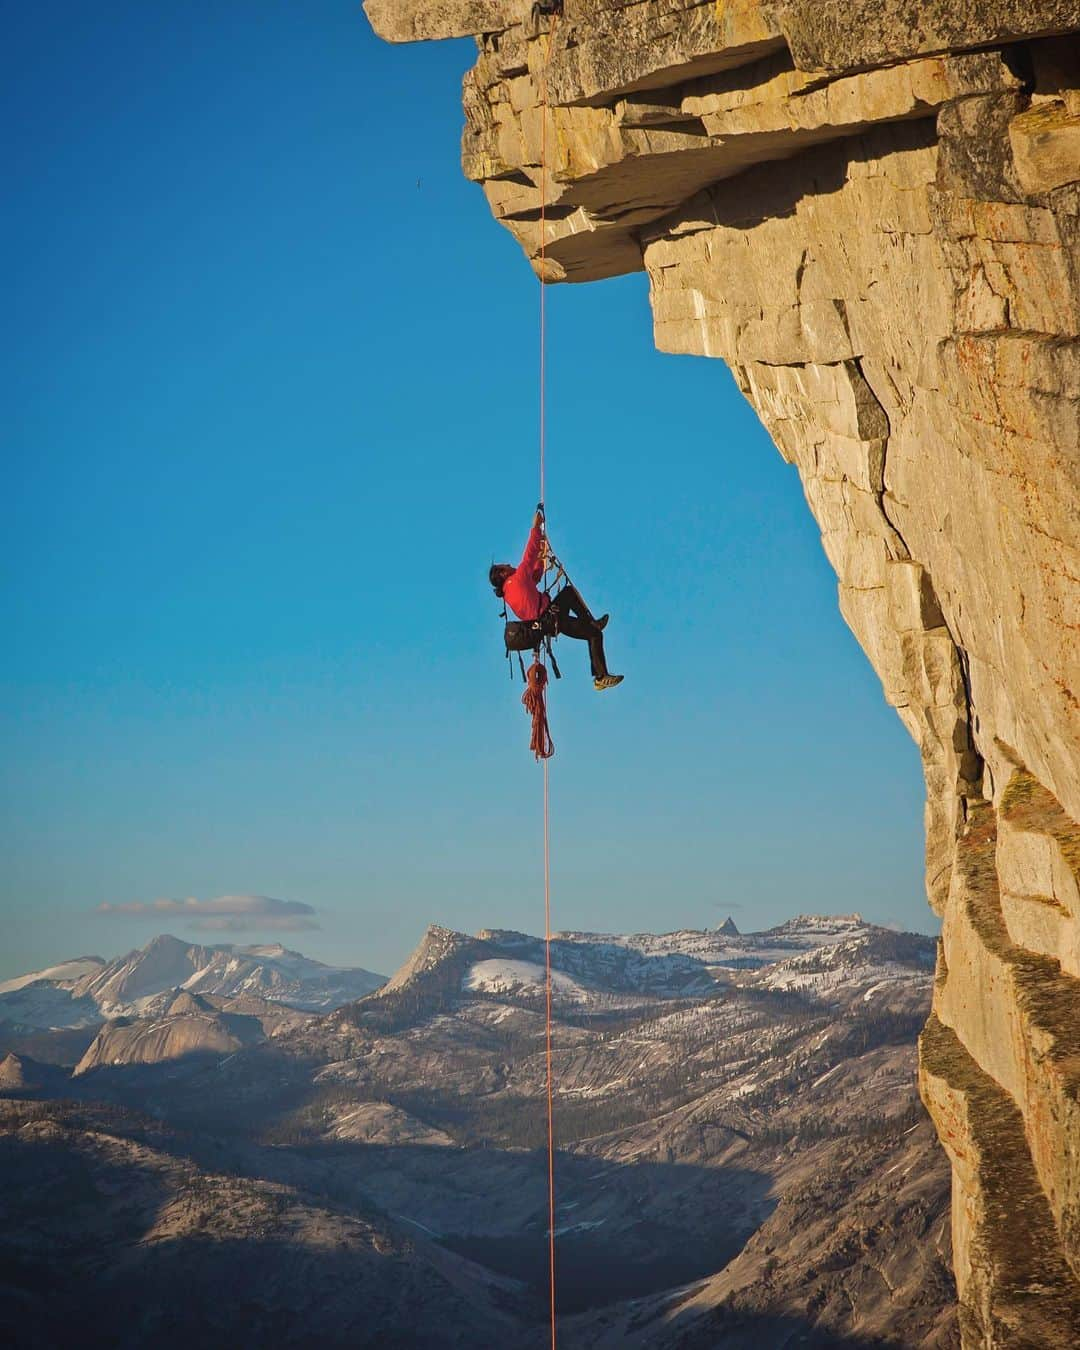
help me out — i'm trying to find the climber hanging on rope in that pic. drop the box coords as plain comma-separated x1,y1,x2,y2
489,506,623,691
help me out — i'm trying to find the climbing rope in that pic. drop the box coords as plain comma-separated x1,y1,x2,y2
538,31,548,506
543,751,555,1349
523,659,555,760
539,10,558,1348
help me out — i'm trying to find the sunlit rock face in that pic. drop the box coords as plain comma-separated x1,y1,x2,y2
364,1,1080,1339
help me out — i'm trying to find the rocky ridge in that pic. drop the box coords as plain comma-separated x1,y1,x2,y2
371,913,932,1012
364,1,1080,1338
71,989,279,1076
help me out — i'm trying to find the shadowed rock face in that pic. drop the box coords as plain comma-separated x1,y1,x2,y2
365,1,1080,1341
72,991,265,1076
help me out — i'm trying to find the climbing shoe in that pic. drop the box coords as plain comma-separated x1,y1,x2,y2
594,674,624,691
595,613,609,631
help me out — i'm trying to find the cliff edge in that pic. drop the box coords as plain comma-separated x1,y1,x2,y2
364,2,1080,1341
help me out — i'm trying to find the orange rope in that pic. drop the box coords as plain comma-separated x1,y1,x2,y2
539,14,558,1349
539,22,550,505
523,658,555,760
544,756,556,1350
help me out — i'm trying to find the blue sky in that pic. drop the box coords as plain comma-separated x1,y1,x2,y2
2,1,932,981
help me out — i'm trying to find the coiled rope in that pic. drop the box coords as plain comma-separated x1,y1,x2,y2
523,660,555,760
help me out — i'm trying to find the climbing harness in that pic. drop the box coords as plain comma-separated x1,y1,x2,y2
504,619,562,689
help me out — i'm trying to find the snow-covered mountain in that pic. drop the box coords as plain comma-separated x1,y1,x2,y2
0,983,104,1032
753,928,936,1000
0,957,105,995
0,934,386,1030
546,913,889,971
364,915,935,1019
474,929,717,1000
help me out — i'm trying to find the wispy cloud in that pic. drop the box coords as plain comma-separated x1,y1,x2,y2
94,894,319,933
187,914,318,933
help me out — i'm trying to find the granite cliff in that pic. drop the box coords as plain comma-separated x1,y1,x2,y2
364,2,1080,1342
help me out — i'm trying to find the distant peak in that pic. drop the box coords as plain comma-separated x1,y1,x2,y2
379,924,476,995
717,917,740,936
423,923,466,941
144,933,190,951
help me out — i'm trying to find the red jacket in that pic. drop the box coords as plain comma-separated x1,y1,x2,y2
503,524,550,621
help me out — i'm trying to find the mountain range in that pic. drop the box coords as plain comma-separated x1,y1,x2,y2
0,913,956,1348
0,934,386,1029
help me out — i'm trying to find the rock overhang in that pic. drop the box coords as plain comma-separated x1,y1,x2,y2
365,0,1080,284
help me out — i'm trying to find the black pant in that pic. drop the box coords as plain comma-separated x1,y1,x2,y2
549,584,608,679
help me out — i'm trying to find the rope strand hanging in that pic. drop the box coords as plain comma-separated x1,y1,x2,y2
543,749,555,1350
538,9,559,1349
539,33,548,507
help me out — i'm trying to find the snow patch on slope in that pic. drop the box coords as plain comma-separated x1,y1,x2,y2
0,958,105,996
464,959,598,1003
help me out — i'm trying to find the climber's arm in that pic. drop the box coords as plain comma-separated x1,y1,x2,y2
518,520,544,577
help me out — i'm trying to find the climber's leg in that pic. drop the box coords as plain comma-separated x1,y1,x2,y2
551,583,591,623
551,582,607,628
555,612,608,679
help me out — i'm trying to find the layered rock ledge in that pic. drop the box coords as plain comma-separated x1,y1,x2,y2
364,2,1080,1341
